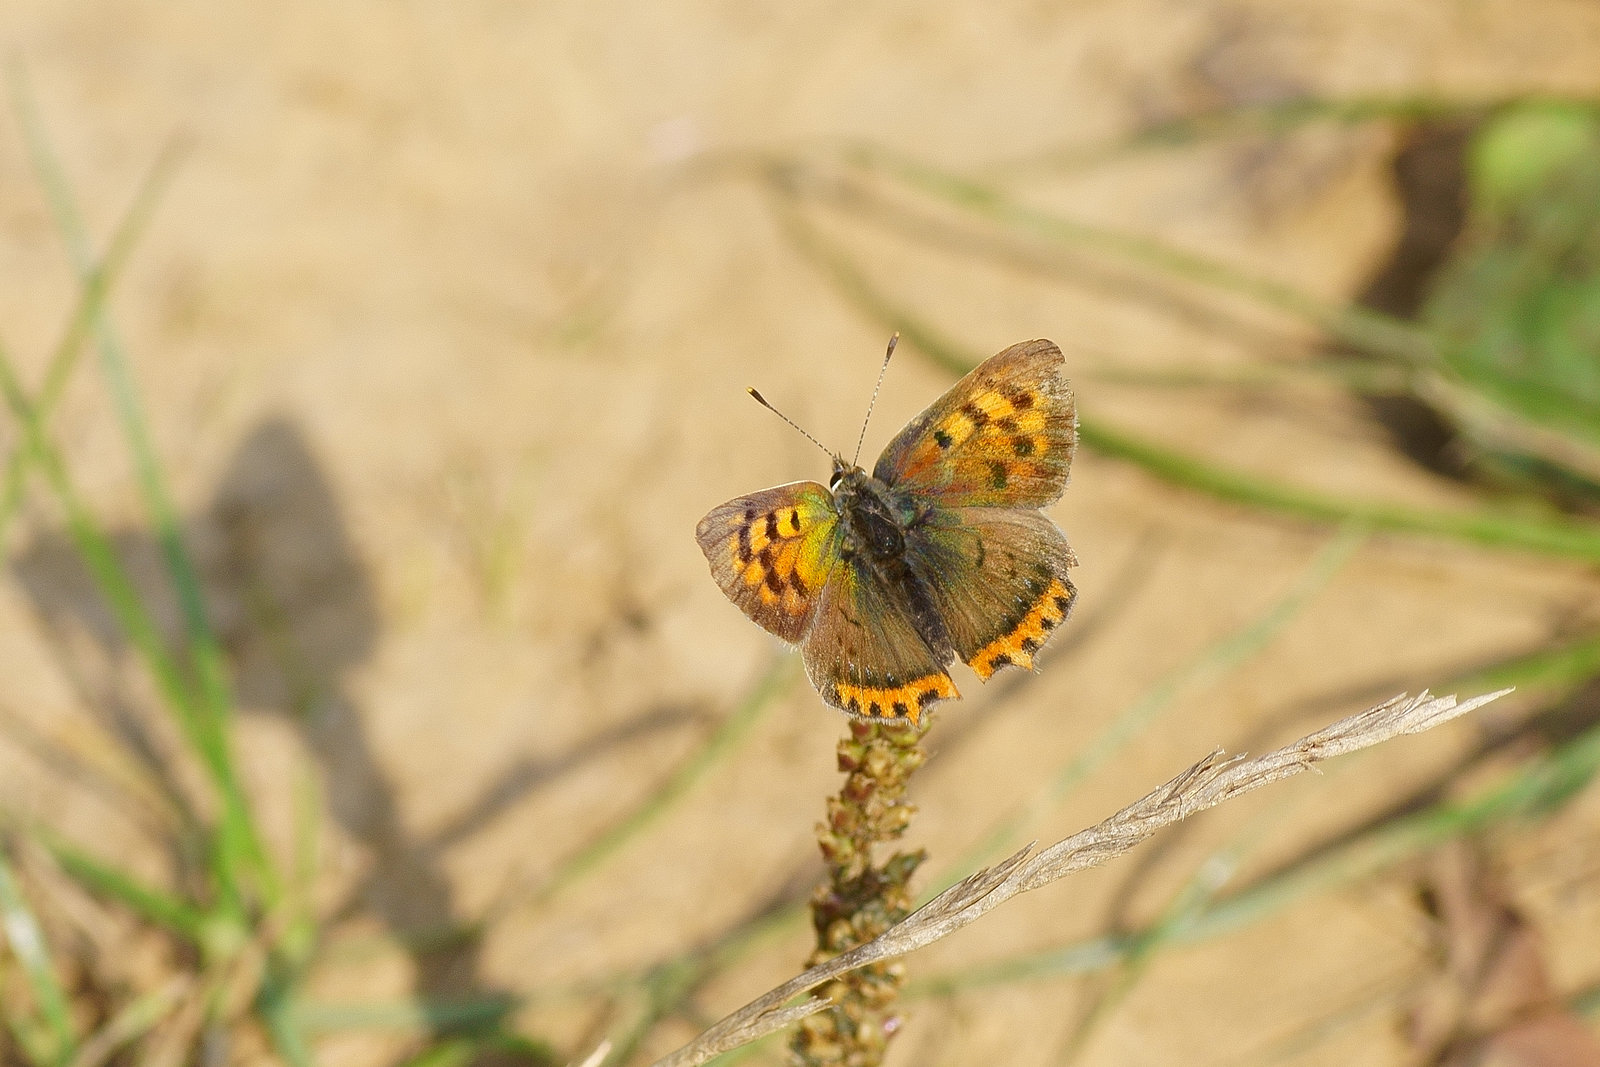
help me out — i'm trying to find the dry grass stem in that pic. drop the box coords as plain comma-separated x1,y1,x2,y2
648,688,1512,1067
793,718,929,1065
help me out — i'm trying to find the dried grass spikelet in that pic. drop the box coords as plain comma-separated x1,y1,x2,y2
791,716,931,1067
648,688,1514,1067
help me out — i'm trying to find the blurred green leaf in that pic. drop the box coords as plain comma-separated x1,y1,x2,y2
1426,102,1600,477
1471,103,1600,207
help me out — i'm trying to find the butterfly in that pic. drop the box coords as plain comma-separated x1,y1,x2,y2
695,338,1078,725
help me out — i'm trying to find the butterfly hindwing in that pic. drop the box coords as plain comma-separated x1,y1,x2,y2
694,481,841,643
874,339,1076,509
906,506,1077,679
800,554,959,724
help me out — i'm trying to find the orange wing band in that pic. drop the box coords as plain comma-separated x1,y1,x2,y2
969,578,1076,680
834,674,960,726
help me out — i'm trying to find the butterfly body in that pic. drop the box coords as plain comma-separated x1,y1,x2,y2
697,339,1078,724
829,460,957,670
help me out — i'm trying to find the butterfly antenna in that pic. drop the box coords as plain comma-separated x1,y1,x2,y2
852,332,898,466
747,387,833,459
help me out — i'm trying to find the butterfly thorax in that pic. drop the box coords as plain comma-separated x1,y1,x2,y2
829,462,911,560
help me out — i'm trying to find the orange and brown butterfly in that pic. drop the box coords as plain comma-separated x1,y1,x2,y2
695,337,1078,725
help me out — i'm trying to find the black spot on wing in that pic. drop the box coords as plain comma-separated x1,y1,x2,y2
989,460,1008,489
763,564,785,594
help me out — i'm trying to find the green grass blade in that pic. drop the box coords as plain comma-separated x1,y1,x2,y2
9,68,274,909
0,845,76,1065
0,337,255,921
9,68,229,719
1449,628,1600,696
0,342,210,761
832,145,1437,366
289,994,518,1034
1080,417,1600,562
592,953,711,1067
397,1041,478,1067
257,770,321,1067
520,655,797,907
396,1033,558,1067
254,974,313,1067
30,827,208,944
0,141,179,548
1067,357,1410,394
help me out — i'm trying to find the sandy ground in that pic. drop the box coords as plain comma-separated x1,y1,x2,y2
2,2,1600,1065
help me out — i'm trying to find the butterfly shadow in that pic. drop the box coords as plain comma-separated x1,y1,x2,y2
7,415,658,1063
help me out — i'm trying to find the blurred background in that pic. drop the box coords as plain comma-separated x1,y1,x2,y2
1,3,1599,1065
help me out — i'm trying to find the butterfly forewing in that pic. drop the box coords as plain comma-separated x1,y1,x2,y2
874,339,1076,509
801,556,959,723
695,482,841,642
905,507,1077,679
